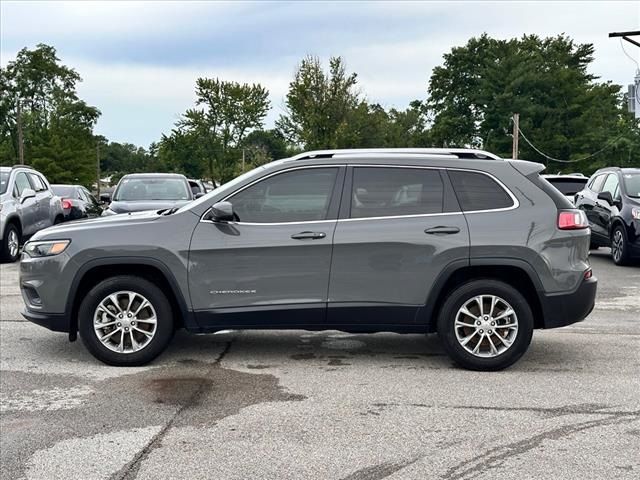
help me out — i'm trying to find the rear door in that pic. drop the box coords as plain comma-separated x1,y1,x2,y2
327,165,469,325
189,166,344,327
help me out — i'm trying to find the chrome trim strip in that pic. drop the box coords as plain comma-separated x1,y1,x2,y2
199,163,519,225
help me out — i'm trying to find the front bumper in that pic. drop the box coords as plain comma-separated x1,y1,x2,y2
539,276,597,329
21,309,71,333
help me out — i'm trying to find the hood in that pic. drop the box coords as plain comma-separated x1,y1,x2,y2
106,199,192,214
31,209,162,241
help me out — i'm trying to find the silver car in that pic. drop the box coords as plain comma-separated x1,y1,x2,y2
0,165,64,262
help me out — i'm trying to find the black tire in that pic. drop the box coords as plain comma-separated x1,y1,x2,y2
611,225,631,266
437,279,534,371
79,275,174,366
1,223,21,263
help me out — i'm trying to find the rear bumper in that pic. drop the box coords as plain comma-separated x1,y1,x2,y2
539,276,597,329
21,309,71,333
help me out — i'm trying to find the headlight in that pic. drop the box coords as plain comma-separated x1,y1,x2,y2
632,208,640,220
23,240,71,257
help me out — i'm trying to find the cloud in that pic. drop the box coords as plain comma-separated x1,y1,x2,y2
1,0,638,147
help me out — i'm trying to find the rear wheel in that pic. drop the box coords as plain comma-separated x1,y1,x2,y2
1,224,21,263
437,280,534,371
78,275,174,366
611,225,631,266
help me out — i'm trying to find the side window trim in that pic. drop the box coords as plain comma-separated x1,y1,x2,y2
203,165,346,225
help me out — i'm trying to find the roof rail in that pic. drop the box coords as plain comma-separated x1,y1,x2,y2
291,148,502,161
11,164,34,169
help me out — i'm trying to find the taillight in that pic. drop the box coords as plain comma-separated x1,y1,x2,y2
61,199,72,210
557,210,589,230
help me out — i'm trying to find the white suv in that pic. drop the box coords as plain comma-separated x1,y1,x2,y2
0,166,64,262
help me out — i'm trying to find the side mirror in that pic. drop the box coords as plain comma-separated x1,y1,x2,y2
20,188,36,203
597,191,613,205
99,192,111,204
194,192,205,199
210,201,234,222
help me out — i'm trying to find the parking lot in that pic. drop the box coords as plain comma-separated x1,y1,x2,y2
0,250,638,480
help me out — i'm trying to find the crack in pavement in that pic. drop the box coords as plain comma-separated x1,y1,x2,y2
110,339,235,480
441,411,640,480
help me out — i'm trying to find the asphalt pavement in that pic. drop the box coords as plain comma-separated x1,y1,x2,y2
1,249,639,480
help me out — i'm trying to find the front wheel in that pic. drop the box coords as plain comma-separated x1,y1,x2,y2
611,225,631,266
78,275,174,366
1,224,21,263
437,280,534,371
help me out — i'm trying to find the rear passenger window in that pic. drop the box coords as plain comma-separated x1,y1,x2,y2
448,170,514,211
28,173,46,192
350,167,443,218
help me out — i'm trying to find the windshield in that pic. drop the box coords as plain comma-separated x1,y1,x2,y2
176,163,272,214
114,177,190,201
623,172,640,198
0,171,9,195
51,186,76,197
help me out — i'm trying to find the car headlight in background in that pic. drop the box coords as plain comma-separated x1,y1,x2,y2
24,240,71,257
632,208,640,220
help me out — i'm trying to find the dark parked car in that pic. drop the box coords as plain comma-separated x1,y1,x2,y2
543,174,588,205
101,173,194,216
51,185,103,221
575,167,640,265
20,148,596,371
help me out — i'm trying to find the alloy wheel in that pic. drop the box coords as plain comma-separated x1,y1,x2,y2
612,229,624,263
7,230,19,259
93,291,157,354
454,295,519,358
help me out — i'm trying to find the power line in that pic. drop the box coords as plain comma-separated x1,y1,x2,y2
620,38,640,70
516,125,624,163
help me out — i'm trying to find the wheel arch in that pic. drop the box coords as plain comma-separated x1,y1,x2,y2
66,257,195,341
421,259,544,332
4,215,22,237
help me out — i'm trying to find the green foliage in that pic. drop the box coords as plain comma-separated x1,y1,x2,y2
428,34,639,172
277,56,360,149
0,44,100,186
159,77,270,184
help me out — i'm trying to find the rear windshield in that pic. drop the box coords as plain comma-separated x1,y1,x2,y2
0,171,8,195
623,173,640,198
114,177,190,201
51,186,76,197
545,178,588,196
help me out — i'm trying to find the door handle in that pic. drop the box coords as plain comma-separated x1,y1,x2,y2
291,231,326,240
424,226,460,235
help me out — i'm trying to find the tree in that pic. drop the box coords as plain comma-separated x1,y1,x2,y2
427,34,638,172
0,44,100,185
277,56,360,149
160,78,270,184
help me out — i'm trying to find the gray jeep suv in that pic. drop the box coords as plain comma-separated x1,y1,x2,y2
19,149,597,370
1,165,64,262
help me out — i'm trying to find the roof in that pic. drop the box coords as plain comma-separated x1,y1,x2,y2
290,148,502,161
121,173,187,179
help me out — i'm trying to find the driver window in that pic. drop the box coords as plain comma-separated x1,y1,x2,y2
14,172,32,196
229,168,338,223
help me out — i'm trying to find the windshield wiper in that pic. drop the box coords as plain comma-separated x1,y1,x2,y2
161,207,180,216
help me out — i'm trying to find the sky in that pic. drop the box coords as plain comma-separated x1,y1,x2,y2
1,1,639,148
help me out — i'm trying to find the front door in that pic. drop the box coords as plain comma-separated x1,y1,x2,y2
14,172,38,236
327,166,469,325
592,173,619,242
189,166,344,328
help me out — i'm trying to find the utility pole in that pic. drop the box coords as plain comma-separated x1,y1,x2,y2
17,100,24,165
512,113,519,160
242,148,245,171
96,142,101,197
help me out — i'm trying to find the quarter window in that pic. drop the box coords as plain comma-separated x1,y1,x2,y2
589,174,606,193
14,172,31,196
350,167,444,218
601,174,619,196
28,173,46,192
448,170,514,211
229,168,338,223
